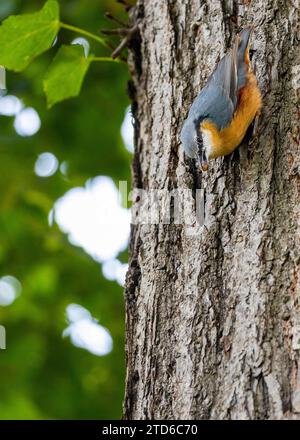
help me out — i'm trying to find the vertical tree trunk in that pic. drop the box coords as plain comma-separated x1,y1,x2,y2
124,0,300,420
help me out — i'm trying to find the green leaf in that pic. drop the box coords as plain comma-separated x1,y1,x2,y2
0,0,60,72
43,45,91,108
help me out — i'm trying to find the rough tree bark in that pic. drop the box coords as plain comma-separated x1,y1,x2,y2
124,0,300,420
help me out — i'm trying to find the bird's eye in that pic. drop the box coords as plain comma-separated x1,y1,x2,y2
249,49,256,60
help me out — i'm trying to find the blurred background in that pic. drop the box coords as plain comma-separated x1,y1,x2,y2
0,0,133,419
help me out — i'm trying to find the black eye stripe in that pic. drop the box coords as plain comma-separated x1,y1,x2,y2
249,49,256,60
197,133,203,154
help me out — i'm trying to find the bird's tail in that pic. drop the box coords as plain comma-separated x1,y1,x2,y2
237,26,253,89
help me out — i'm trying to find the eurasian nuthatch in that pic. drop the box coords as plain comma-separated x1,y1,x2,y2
181,27,261,171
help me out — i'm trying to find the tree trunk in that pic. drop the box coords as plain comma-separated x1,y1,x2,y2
124,0,300,420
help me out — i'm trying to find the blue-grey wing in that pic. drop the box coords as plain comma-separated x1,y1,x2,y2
188,37,239,131
211,39,238,109
188,82,235,130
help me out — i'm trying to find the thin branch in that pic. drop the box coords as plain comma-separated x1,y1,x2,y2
89,56,121,63
111,24,139,59
60,22,108,47
104,12,128,28
101,28,129,37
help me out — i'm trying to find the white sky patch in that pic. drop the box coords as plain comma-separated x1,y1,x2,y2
102,259,128,286
0,95,23,116
71,37,90,57
66,303,92,322
34,152,59,177
0,275,22,307
121,106,134,153
63,303,113,356
53,176,130,262
14,107,41,137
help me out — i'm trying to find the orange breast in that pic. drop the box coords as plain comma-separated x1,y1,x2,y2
201,72,262,159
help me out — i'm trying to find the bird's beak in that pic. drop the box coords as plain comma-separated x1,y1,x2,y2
199,148,208,172
196,130,209,171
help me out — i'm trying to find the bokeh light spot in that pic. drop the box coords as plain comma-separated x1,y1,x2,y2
60,161,68,176
14,107,41,137
0,275,22,306
34,152,59,177
0,95,23,116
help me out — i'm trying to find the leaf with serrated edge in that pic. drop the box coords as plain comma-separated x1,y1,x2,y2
43,45,91,108
0,0,60,72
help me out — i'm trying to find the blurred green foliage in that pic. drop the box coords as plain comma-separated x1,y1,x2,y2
43,44,92,108
0,0,131,419
0,0,60,72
